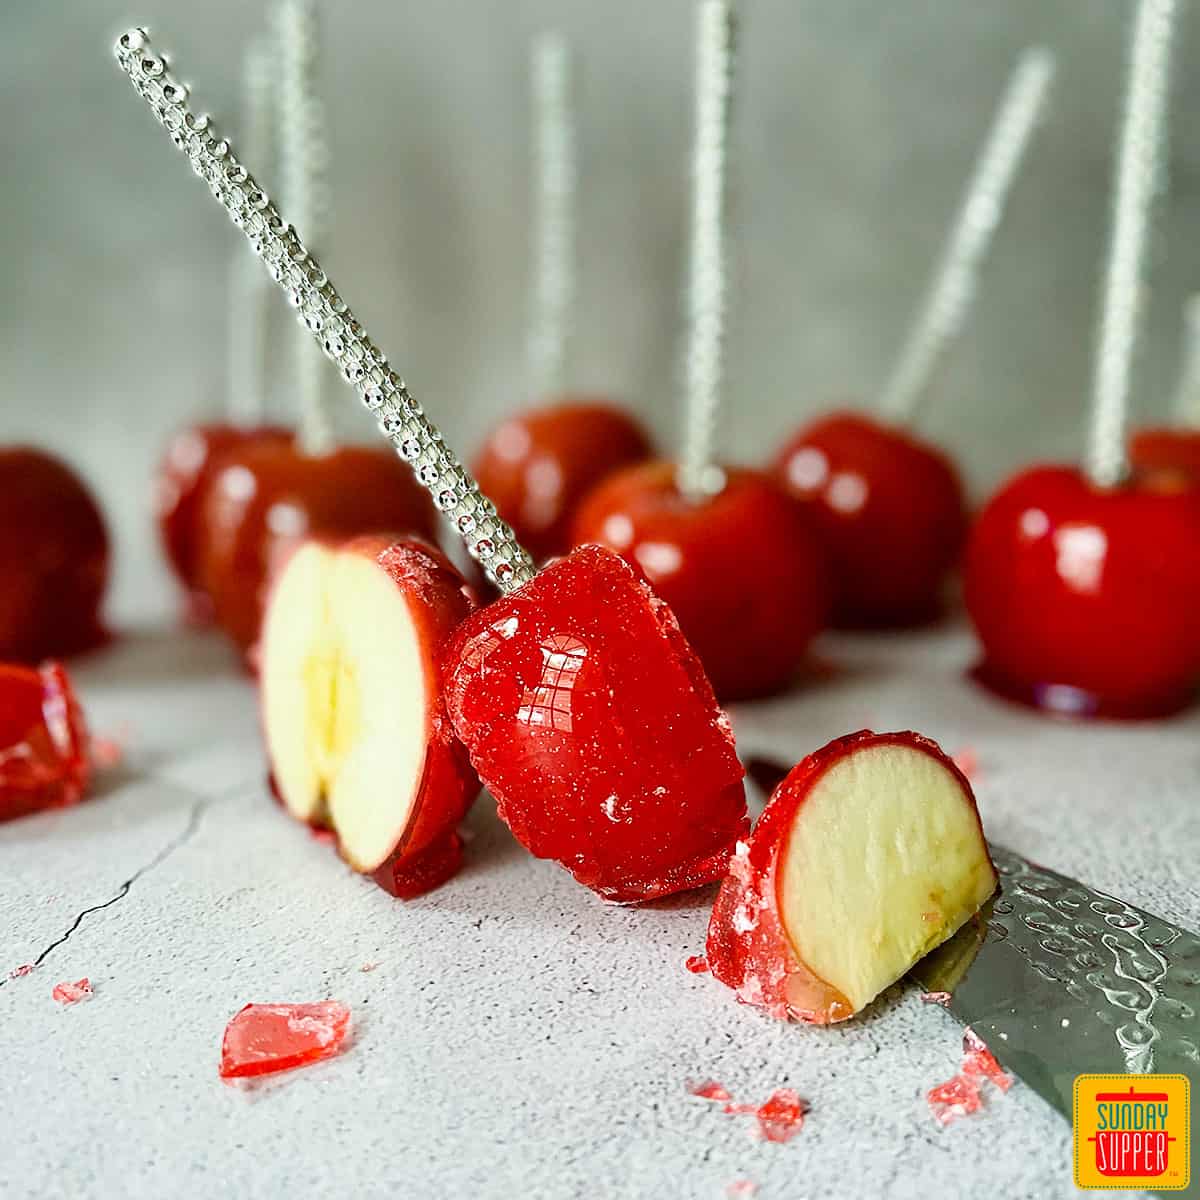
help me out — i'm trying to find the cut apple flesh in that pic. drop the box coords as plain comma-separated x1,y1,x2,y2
707,730,996,1022
261,537,478,881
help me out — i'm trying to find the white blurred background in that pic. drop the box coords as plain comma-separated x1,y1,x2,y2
2,0,1198,623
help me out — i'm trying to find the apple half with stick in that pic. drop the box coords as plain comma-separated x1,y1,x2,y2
261,534,481,897
706,731,996,1023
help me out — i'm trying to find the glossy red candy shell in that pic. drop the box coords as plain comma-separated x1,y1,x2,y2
444,544,748,902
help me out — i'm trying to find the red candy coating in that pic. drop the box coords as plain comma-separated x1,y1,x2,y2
154,422,292,621
964,464,1200,718
0,661,90,823
219,1001,351,1079
199,442,438,657
472,400,654,561
0,448,109,662
52,978,92,1005
773,412,967,628
444,544,748,902
1129,427,1200,478
572,462,832,700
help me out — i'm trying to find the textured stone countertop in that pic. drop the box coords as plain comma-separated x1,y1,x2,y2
1,622,1196,1200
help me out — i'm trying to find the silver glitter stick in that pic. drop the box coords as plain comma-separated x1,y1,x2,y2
114,27,536,592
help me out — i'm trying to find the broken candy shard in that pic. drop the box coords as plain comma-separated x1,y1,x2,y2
926,1028,1012,1126
0,661,90,823
685,955,709,974
52,978,92,1004
688,1079,732,1101
443,545,748,902
219,1001,351,1079
960,1027,1013,1091
750,1088,809,1143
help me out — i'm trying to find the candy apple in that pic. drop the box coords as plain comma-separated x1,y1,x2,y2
153,421,292,622
261,534,480,897
706,730,996,1023
443,543,748,902
0,661,91,822
964,464,1200,718
200,442,438,657
773,411,967,627
472,400,653,561
571,462,831,700
0,448,109,662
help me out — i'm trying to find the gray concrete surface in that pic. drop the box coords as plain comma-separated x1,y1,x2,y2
1,622,1195,1199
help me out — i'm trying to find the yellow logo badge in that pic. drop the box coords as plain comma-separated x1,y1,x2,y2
1074,1074,1190,1190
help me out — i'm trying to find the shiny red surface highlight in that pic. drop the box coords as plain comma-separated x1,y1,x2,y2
0,448,109,662
199,443,438,657
444,545,748,902
472,399,653,561
572,462,831,700
964,464,1200,718
219,1001,351,1079
0,661,90,823
773,412,967,628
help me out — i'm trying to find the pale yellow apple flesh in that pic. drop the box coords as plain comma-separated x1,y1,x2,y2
777,742,996,1015
261,542,430,871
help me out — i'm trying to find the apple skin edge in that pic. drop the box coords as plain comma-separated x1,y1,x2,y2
443,543,748,903
705,730,994,1024
260,534,481,899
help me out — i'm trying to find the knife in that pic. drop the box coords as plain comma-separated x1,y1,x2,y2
745,757,1200,1150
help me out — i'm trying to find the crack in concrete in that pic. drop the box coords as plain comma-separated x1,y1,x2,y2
0,791,215,988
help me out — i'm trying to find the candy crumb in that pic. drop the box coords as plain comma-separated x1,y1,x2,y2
9,964,34,979
360,962,379,973
726,1182,758,1198
52,978,92,1005
927,1028,1012,1125
731,1088,809,1143
688,1079,732,1102
921,991,952,1007
685,954,709,974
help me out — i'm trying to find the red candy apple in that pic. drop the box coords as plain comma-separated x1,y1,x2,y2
444,543,748,902
1129,428,1200,479
706,730,996,1023
199,442,438,657
154,421,292,622
0,448,109,662
261,535,480,897
571,462,831,700
472,400,654,562
964,464,1200,718
773,411,968,628
0,661,91,822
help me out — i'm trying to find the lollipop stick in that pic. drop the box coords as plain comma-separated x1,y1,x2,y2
276,0,335,456
527,32,575,400
1087,0,1178,488
1171,293,1200,425
678,0,736,502
113,28,535,592
877,47,1055,424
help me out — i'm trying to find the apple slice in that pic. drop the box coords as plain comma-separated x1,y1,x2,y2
260,534,480,896
706,730,996,1023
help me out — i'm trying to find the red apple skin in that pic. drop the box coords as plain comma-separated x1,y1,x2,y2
200,443,438,658
154,422,292,622
0,448,109,662
773,411,968,628
259,534,481,898
444,543,748,903
964,464,1200,718
1129,428,1200,479
571,462,832,701
706,730,988,1024
472,399,654,562
0,660,91,822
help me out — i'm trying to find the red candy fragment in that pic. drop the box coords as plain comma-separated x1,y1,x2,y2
927,1028,1012,1126
688,1079,731,1102
444,545,748,902
685,954,709,975
726,1182,757,1199
219,1001,351,1079
9,964,34,979
921,991,953,1008
52,978,92,1005
724,1089,810,1143
0,662,90,823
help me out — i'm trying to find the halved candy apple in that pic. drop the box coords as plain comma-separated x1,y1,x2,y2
706,730,996,1022
260,535,480,897
443,543,748,902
